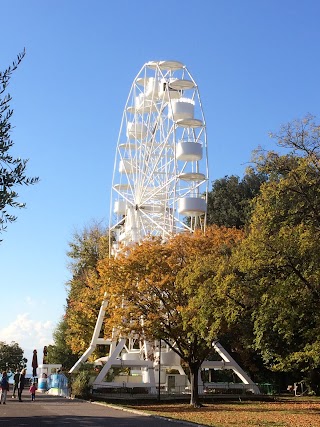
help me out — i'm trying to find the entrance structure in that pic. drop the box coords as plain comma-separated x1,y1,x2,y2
70,60,260,394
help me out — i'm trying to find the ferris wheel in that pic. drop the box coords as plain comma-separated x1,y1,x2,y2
70,61,259,395
110,60,209,254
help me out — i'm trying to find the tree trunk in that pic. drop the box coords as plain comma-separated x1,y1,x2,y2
189,363,201,407
308,368,320,396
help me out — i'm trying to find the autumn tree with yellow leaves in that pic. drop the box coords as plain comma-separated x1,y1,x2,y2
64,224,109,356
97,226,244,406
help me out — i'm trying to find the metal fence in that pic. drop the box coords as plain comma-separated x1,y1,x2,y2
91,382,278,399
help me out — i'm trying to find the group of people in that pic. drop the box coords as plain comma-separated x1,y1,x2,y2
0,368,37,404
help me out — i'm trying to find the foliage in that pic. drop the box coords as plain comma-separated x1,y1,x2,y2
64,223,109,355
207,170,267,229
0,50,39,236
61,114,320,397
47,318,79,371
0,341,27,371
98,226,244,406
70,366,91,397
226,115,320,393
204,169,269,382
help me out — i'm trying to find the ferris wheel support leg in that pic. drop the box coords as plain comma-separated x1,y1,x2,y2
212,342,260,394
177,364,187,376
147,366,157,394
68,346,96,374
69,296,108,373
143,339,153,360
93,338,127,385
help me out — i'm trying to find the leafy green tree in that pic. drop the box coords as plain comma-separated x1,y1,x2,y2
227,115,320,394
99,226,244,406
205,170,268,382
0,341,27,371
207,170,267,229
0,50,39,236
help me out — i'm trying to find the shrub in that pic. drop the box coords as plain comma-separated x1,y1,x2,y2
71,370,91,398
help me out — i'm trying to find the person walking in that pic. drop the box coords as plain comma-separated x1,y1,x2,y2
29,382,37,401
12,369,20,398
17,368,27,402
0,371,10,404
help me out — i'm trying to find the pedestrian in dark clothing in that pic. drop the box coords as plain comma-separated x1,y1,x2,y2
18,368,27,402
12,369,20,398
0,371,9,404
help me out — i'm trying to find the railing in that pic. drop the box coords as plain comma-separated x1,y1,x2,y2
91,383,271,399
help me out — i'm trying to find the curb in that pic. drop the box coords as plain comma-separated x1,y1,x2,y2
90,400,206,427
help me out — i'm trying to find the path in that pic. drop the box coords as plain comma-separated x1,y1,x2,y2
0,393,200,426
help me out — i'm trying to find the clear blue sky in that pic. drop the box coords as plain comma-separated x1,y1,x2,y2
1,0,320,369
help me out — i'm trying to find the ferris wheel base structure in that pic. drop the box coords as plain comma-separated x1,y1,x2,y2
69,296,260,394
69,60,260,395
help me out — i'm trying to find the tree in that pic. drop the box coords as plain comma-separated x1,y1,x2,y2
64,223,109,356
226,115,320,394
205,170,269,382
98,226,244,406
0,50,39,236
0,341,27,371
206,170,267,229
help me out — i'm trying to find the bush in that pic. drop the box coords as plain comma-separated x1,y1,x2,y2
71,370,91,398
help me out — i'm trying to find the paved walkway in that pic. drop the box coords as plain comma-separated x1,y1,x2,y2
0,393,198,426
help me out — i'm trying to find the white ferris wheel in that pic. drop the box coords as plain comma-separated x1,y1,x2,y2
70,60,260,395
110,60,209,254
